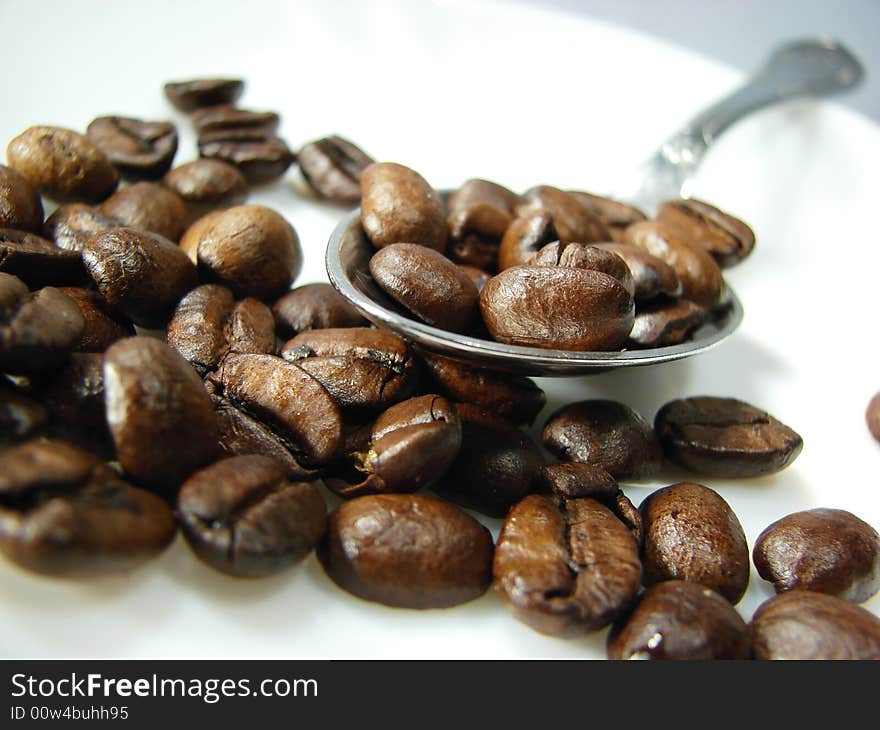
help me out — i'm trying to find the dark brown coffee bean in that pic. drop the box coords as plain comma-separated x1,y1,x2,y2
0,164,43,233
593,242,682,301
281,327,418,412
542,400,663,479
86,116,178,180
480,266,634,351
0,440,176,576
83,227,198,328
164,78,244,112
98,181,189,241
607,581,751,659
0,276,84,374
754,509,880,603
42,204,121,253
0,228,85,288
104,337,218,492
162,159,248,222
458,265,490,292
318,493,493,608
866,392,880,443
540,462,618,499
7,126,118,203
420,353,545,425
657,198,755,268
517,185,611,243
198,130,295,183
177,455,326,578
297,135,374,204
654,396,803,477
494,494,641,636
498,212,558,271
271,283,367,339
370,243,479,333
567,190,647,241
56,287,135,353
447,178,521,241
627,298,707,348
360,162,447,252
752,590,880,659
0,380,47,445
528,241,634,296
613,491,644,548
448,234,499,272
640,482,749,603
191,106,280,135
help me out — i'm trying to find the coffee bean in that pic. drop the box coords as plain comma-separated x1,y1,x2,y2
0,228,85,288
0,440,175,576
271,283,367,339
162,159,248,222
517,185,610,242
542,400,663,479
480,266,634,351
191,106,280,135
640,482,750,603
494,494,641,635
0,164,43,233
56,287,135,353
360,162,447,252
98,181,189,241
318,493,493,608
0,380,47,446
177,455,326,578
198,130,295,183
654,396,803,477
447,178,521,242
42,204,121,253
754,509,880,603
297,135,374,204
567,190,647,241
104,337,218,492
448,234,499,272
164,78,244,112
370,243,479,333
458,265,490,292
657,198,755,268
607,581,751,659
866,392,880,443
751,590,880,659
83,227,198,328
627,298,706,348
7,126,118,203
528,241,634,296
593,242,681,301
86,116,178,180
540,462,619,500
498,212,558,271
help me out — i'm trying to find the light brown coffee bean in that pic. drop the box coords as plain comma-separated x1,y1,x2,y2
98,182,189,241
528,240,634,296
0,164,43,233
447,178,521,241
866,392,880,444
162,159,248,222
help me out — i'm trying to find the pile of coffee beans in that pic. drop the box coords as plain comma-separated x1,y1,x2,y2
1,76,879,661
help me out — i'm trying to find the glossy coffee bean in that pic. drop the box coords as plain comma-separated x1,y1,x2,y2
447,178,520,242
162,159,248,222
56,287,135,353
271,283,367,339
360,162,447,252
754,509,880,603
7,126,118,203
528,241,634,296
498,212,558,271
43,204,121,253
494,494,641,636
567,190,647,240
480,266,634,351
657,198,755,268
0,228,85,288
370,243,479,333
448,234,499,272
594,242,681,301
0,381,47,446
86,116,178,180
83,227,198,328
458,265,490,292
627,298,706,348
0,164,43,233
542,400,663,480
297,135,374,204
866,392,880,443
517,185,610,242
0,440,176,576
751,591,880,660
540,462,618,500
164,78,244,112
198,129,295,183
640,482,750,603
607,581,751,660
104,337,218,492
98,181,189,241
318,493,493,608
654,396,803,477
178,455,326,578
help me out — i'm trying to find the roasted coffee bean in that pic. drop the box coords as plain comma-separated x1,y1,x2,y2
542,400,663,480
624,220,725,308
281,327,418,412
0,380,47,445
458,265,490,292
0,228,85,288
420,353,545,425
751,590,880,659
297,135,374,204
866,392,880,443
324,394,461,498
43,204,121,253
612,491,645,548
164,78,244,112
754,509,880,603
567,190,647,241
198,130,295,183
448,234,499,272
86,116,178,180
640,482,750,604
162,159,248,222
494,494,641,636
657,198,755,268
271,283,366,339
56,287,135,352
594,242,681,301
528,241,634,296
498,212,558,271
98,182,189,241
360,162,447,252
447,178,520,242
177,455,326,578
480,266,634,351
179,210,220,263
0,440,176,576
436,403,543,517
167,284,275,374
517,185,610,242
627,299,706,348
191,106,280,135
318,493,493,608
7,126,118,203
0,275,84,374
370,243,479,333
0,164,43,233
654,396,803,477
104,337,218,492
607,581,751,660
83,227,198,329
